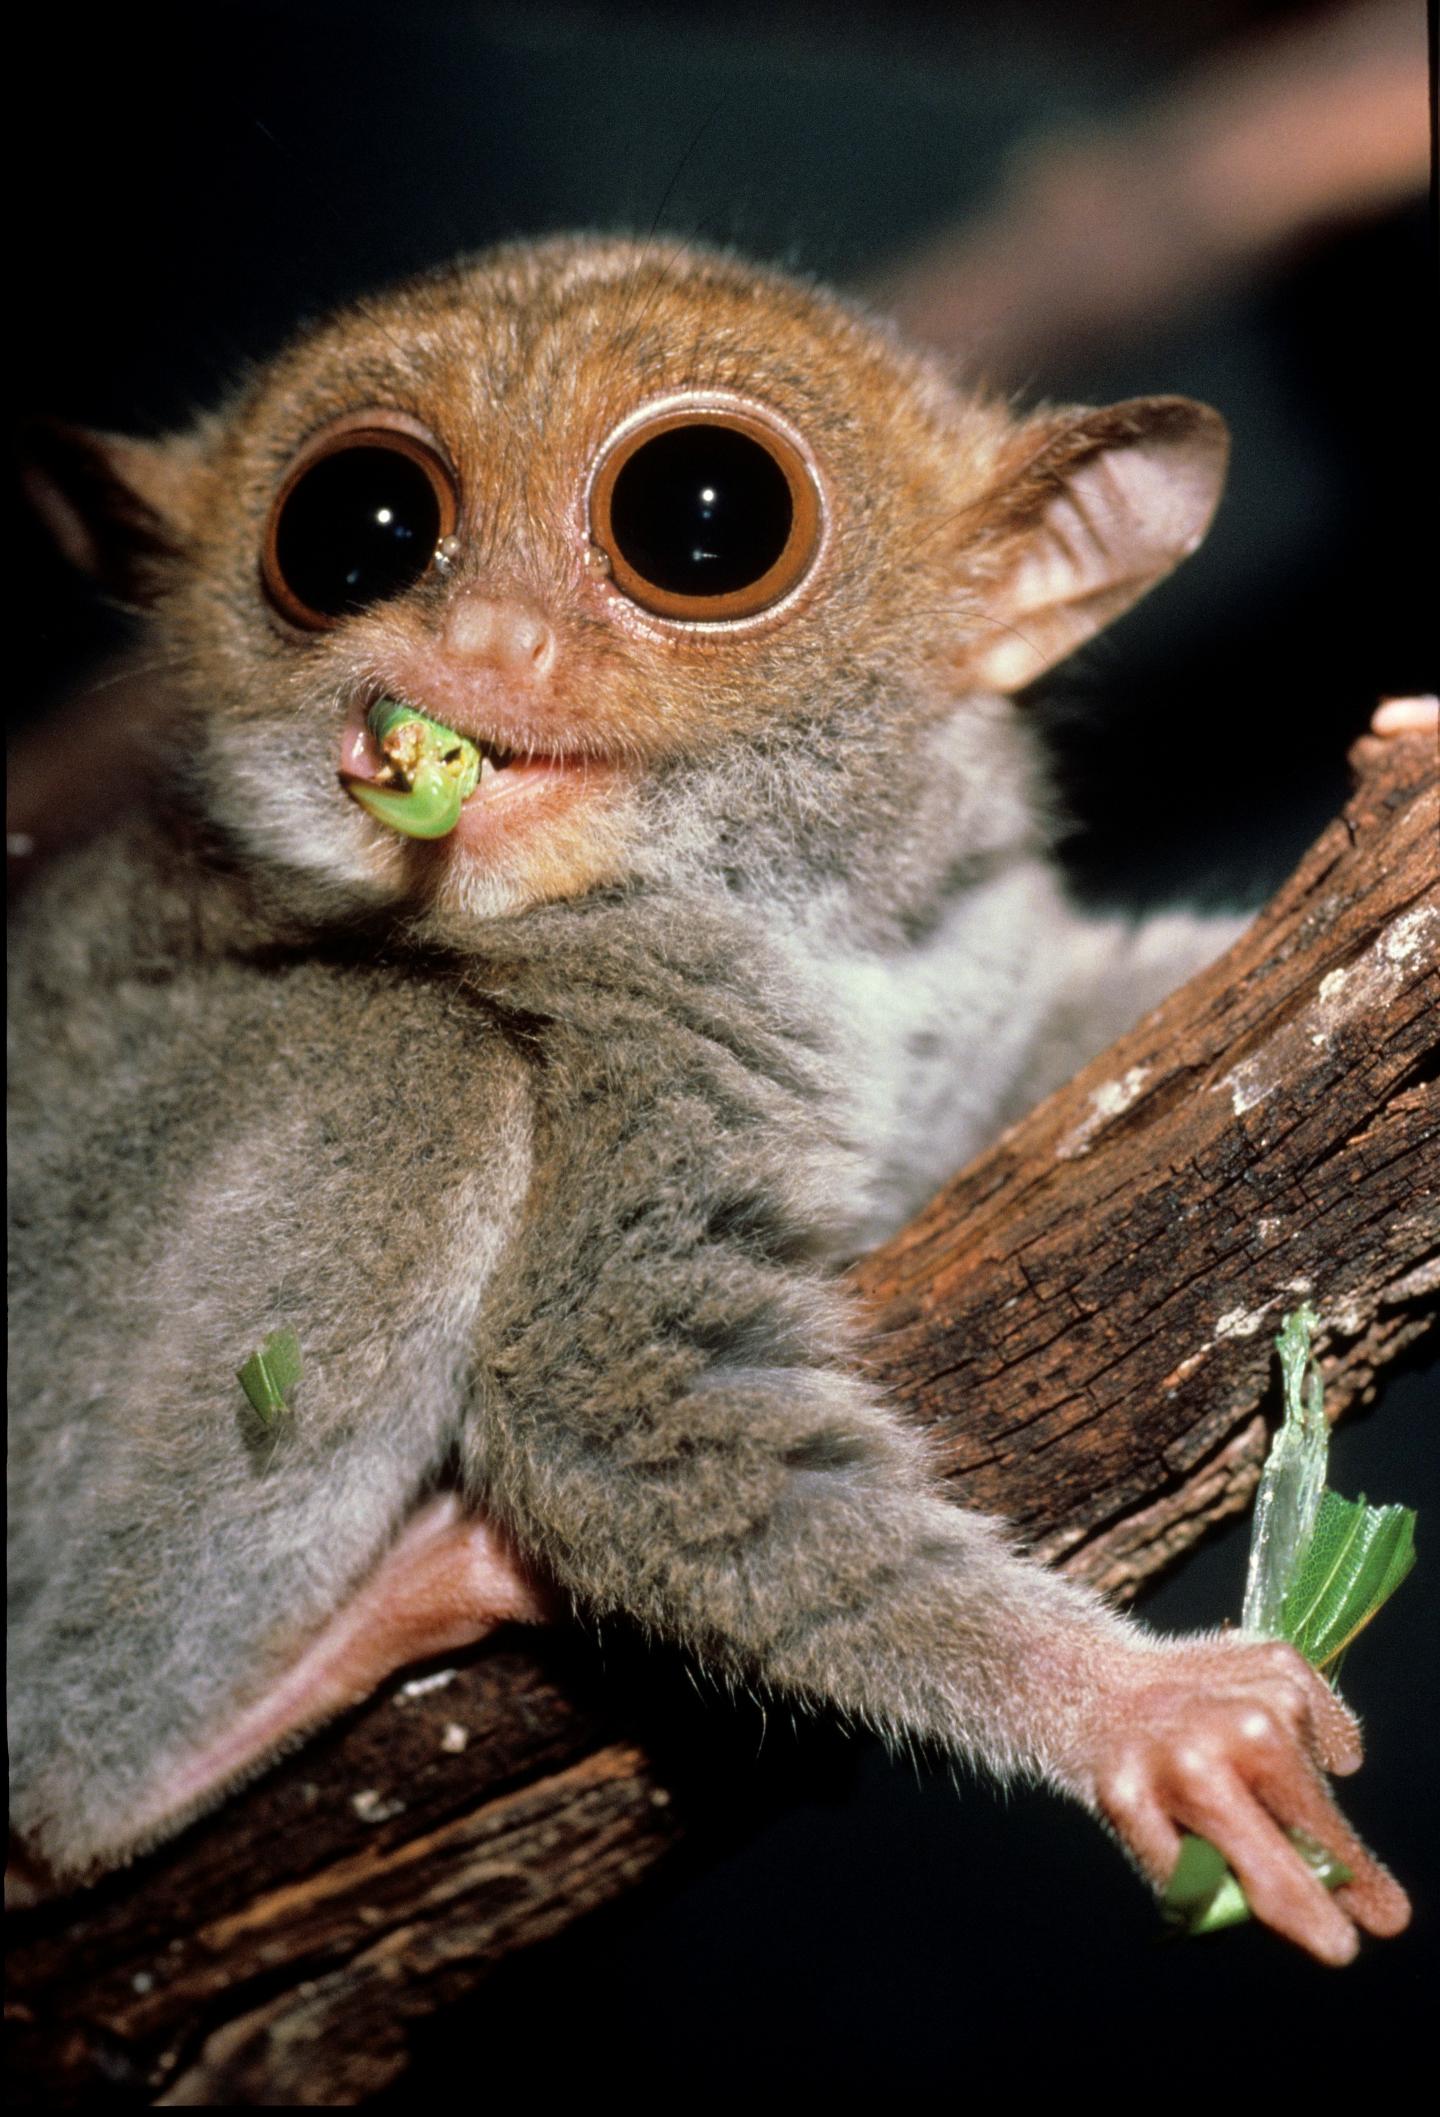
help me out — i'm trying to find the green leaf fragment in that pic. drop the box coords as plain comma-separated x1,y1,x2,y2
237,1328,303,1424
341,697,480,841
1166,1304,1416,1940
1281,1490,1417,1669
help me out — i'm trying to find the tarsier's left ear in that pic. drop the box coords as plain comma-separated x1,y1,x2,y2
21,420,207,605
960,397,1229,694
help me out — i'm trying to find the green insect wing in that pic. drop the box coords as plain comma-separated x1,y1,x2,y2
1242,1305,1328,1639
1279,1492,1417,1670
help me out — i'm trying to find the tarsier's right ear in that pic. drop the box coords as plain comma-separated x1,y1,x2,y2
22,421,206,605
957,396,1229,694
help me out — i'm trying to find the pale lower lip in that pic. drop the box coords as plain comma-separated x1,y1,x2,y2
452,757,602,846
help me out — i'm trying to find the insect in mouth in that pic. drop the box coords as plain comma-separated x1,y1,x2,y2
339,696,482,839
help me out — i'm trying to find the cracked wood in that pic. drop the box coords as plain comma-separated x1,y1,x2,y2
852,727,1436,1586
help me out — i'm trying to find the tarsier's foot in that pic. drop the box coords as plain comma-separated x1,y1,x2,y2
1082,1636,1411,1965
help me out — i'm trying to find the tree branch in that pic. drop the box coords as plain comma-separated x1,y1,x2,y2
9,730,1435,2107
854,725,1437,1593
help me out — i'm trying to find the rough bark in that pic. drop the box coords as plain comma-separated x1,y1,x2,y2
853,726,1438,1593
8,729,1436,2108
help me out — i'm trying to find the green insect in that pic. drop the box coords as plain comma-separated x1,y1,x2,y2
340,697,480,840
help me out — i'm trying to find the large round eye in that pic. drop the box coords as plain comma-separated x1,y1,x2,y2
589,408,821,622
262,417,457,629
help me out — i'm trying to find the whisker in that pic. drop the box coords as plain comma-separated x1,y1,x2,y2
611,97,730,342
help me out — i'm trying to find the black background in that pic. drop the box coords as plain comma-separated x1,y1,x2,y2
12,0,1437,2090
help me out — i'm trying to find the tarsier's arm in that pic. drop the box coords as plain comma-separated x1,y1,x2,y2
456,918,1409,1968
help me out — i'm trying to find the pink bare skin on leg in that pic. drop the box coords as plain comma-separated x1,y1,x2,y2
7,1498,554,1913
142,1494,556,1836
5,1496,555,1903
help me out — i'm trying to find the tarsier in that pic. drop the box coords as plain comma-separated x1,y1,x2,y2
8,236,1413,1963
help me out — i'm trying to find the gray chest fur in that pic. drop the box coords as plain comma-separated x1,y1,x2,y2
788,856,1242,1251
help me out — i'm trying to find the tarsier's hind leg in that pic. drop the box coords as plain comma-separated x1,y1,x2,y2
5,1494,553,1905
125,1494,557,1841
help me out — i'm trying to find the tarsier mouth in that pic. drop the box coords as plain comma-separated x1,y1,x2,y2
338,697,494,840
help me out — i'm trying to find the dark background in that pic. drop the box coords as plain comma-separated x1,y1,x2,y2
12,0,1436,2089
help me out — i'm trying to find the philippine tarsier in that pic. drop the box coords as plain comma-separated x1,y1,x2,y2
8,236,1412,1963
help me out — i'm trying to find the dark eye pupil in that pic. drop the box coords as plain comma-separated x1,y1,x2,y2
609,426,793,598
273,445,442,618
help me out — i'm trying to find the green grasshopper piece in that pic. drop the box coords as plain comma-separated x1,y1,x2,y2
237,1327,303,1429
340,697,480,840
1164,1305,1417,1939
1167,1829,1352,1937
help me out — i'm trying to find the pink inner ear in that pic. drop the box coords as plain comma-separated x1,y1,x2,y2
128,1494,555,1848
965,400,1228,696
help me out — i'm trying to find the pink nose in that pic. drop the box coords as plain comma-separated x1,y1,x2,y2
442,594,557,677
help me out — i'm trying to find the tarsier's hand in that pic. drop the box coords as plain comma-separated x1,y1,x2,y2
1084,1638,1411,1963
